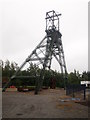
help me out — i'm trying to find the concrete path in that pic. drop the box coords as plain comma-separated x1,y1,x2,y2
2,89,88,118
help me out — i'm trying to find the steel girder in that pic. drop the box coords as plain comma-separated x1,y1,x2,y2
2,10,67,93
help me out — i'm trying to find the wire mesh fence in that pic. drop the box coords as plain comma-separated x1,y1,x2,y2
66,84,86,100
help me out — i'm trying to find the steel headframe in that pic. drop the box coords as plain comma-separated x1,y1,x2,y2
45,10,61,32
2,10,67,94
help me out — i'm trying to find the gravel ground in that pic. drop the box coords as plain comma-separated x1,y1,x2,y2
2,89,88,118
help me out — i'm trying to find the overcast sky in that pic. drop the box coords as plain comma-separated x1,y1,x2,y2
0,0,88,73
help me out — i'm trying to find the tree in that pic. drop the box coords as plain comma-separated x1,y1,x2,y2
2,59,89,88
87,71,90,81
2,60,10,77
27,62,40,76
0,60,4,74
10,62,19,76
82,71,89,81
68,70,80,85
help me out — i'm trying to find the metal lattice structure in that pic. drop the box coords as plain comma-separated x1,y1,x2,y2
3,10,67,94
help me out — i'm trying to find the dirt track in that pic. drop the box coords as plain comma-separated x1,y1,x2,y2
2,89,88,118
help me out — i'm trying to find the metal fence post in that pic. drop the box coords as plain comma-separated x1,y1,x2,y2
84,87,86,100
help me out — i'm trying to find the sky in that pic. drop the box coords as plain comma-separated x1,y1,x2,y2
0,0,88,73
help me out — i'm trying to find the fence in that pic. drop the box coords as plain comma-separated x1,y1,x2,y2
66,84,86,100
